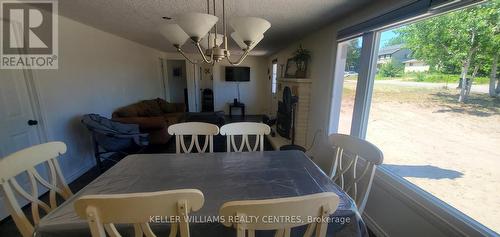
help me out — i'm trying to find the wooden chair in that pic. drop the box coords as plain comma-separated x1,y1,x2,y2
219,192,339,237
74,189,204,237
328,134,383,214
167,122,219,154
0,142,73,237
219,122,271,152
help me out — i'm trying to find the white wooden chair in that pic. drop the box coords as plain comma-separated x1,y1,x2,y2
219,122,271,152
167,122,219,154
219,192,339,237
0,141,73,237
74,189,204,237
328,134,383,214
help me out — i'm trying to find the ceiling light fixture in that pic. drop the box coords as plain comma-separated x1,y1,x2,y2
160,0,271,65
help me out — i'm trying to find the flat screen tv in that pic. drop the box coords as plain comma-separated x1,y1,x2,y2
225,66,250,82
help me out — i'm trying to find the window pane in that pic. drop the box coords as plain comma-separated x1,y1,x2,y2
338,37,362,135
272,63,278,94
367,3,500,233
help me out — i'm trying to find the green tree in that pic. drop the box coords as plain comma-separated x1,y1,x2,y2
397,1,499,101
345,38,361,72
379,60,404,77
384,33,404,47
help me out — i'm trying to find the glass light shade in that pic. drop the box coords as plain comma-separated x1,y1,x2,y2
160,24,189,46
230,17,270,43
176,13,218,40
200,33,224,49
231,32,263,50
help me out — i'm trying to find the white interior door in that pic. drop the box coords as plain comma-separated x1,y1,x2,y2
0,68,43,220
0,69,41,156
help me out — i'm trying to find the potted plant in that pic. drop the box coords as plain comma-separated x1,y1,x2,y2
293,44,311,78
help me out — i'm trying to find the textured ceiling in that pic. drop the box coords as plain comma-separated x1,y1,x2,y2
58,0,372,55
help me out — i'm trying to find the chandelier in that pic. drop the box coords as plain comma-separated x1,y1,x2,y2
160,0,271,65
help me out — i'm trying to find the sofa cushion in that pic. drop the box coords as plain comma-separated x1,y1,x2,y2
163,112,184,124
114,104,140,117
157,98,177,113
138,100,163,116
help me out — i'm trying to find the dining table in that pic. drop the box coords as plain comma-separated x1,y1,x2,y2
34,150,368,237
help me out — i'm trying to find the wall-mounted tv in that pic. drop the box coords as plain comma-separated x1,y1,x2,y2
225,66,250,82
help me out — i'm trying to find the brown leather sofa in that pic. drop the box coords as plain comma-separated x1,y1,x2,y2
112,98,185,144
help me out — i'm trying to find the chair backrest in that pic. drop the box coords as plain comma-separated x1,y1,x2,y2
219,192,339,237
219,122,271,152
0,142,73,237
74,189,204,237
168,122,219,154
328,134,383,214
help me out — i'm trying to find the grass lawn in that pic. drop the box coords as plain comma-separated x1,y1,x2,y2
375,73,490,84
343,80,499,116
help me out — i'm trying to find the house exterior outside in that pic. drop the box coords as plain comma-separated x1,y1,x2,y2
403,59,430,72
377,44,430,72
377,44,411,66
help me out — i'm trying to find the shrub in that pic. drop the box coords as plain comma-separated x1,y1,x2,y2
379,60,404,77
415,72,425,82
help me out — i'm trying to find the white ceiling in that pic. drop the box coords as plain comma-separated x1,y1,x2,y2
58,0,372,55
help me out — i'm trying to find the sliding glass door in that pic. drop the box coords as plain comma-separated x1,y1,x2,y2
330,1,499,234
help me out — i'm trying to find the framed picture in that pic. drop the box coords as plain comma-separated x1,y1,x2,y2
284,58,298,78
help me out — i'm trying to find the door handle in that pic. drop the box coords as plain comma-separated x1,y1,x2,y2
27,120,38,126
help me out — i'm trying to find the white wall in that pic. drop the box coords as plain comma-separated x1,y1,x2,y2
267,25,337,151
33,15,163,184
212,57,269,115
162,53,269,115
265,0,477,236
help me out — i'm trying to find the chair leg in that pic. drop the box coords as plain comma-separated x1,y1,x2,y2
304,223,316,237
92,135,103,173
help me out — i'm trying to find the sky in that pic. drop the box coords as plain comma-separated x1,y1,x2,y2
379,30,397,49
350,29,398,49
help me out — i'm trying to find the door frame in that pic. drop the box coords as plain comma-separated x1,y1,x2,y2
161,56,200,112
